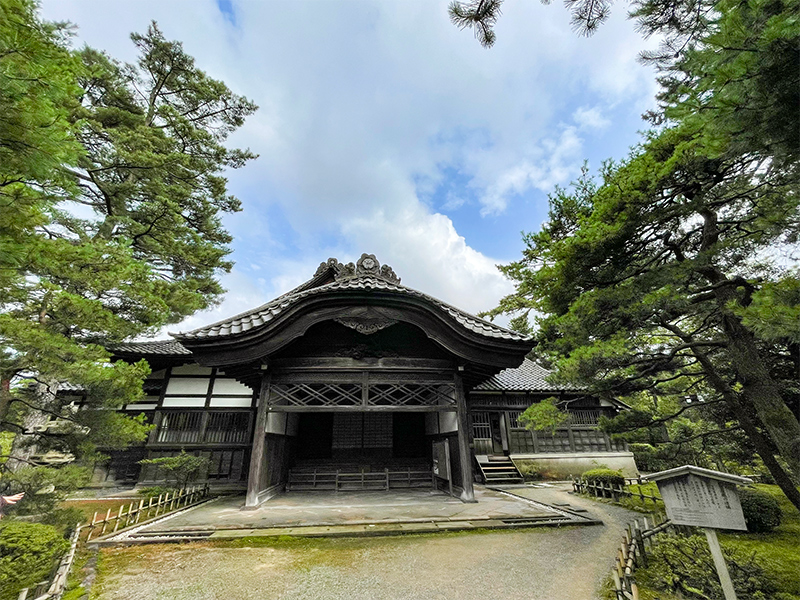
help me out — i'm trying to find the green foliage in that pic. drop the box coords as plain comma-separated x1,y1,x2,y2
636,534,778,600
740,488,783,533
0,4,257,469
0,465,90,517
0,520,69,600
518,397,569,434
471,0,800,515
582,468,625,487
138,450,210,489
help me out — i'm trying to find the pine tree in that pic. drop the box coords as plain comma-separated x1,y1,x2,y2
0,4,257,471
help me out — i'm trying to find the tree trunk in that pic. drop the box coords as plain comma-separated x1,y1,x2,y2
687,342,800,511
0,378,11,425
722,312,800,482
735,408,800,513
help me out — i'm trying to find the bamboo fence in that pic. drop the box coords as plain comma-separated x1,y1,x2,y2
16,484,211,600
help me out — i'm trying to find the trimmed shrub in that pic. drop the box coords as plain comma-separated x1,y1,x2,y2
0,521,69,600
582,468,625,487
739,487,782,533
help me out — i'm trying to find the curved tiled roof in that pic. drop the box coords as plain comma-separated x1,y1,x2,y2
174,273,530,343
474,358,581,392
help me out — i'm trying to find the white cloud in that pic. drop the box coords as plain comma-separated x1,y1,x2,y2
479,126,584,216
573,106,611,131
41,0,657,334
340,201,514,315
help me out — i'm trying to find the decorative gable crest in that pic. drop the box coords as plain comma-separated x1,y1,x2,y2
314,254,400,283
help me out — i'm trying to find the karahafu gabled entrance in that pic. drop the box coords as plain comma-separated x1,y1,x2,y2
166,254,535,507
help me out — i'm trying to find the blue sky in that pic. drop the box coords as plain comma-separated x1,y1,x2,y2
41,0,659,334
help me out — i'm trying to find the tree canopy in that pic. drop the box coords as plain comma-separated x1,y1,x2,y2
0,1,257,472
485,0,800,508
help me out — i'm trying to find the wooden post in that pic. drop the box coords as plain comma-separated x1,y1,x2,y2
635,521,647,567
113,505,124,532
704,528,738,600
454,370,475,503
245,372,271,508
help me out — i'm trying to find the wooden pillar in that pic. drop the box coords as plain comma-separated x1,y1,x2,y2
454,370,476,503
245,372,271,508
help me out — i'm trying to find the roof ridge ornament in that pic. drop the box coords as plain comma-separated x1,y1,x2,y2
314,253,401,283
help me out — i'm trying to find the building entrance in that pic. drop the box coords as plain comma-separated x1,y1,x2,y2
294,412,427,463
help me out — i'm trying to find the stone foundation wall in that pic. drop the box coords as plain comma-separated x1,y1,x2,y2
511,451,639,479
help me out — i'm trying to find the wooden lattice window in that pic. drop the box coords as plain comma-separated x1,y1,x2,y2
472,411,491,439
205,412,250,444
369,383,455,406
269,383,362,406
157,412,203,443
508,410,523,428
568,409,601,426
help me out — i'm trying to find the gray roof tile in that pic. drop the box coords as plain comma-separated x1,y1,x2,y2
474,359,582,392
175,271,530,343
113,340,191,355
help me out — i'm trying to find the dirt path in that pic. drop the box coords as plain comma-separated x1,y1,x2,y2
93,486,637,600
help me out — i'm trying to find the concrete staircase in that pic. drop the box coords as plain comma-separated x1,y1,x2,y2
476,456,524,485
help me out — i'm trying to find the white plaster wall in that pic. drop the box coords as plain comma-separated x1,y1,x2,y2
161,397,206,407
209,397,252,408
212,379,252,395
165,378,210,395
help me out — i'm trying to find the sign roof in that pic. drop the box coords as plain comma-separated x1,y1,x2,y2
643,465,752,485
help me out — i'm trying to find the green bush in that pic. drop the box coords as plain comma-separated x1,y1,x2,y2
0,521,69,600
582,468,625,487
638,534,777,600
739,487,782,533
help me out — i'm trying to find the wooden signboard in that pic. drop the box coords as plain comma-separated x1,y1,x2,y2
655,472,747,531
645,466,752,600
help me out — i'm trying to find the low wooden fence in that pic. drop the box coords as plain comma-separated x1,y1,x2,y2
609,515,674,600
84,483,210,541
16,484,211,600
572,478,663,505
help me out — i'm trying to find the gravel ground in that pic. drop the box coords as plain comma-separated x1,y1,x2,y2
93,487,636,600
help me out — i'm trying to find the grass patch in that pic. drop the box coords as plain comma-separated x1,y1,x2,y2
61,499,139,525
717,484,800,598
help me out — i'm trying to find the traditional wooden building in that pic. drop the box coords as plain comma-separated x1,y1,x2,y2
102,254,635,506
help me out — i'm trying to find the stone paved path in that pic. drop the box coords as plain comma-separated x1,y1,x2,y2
136,486,564,532
94,483,638,600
